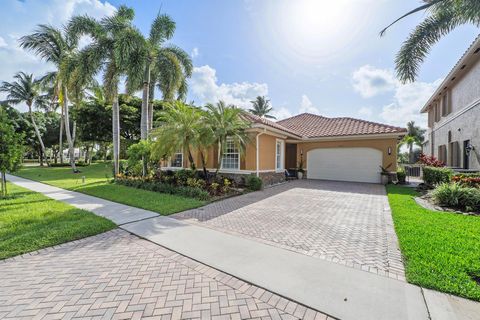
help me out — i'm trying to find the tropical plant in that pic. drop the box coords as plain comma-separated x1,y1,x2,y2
381,0,480,82
151,101,202,170
19,24,79,171
126,13,192,140
0,72,49,166
419,153,445,167
0,107,24,197
205,101,250,173
249,96,276,119
398,121,425,163
68,6,146,175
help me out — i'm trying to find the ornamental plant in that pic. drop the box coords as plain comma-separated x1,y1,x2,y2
418,153,444,167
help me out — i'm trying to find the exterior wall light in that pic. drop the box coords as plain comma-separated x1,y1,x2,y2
465,143,474,156
388,147,392,155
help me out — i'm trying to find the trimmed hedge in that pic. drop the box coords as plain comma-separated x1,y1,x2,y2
423,166,453,186
115,176,210,201
432,183,480,212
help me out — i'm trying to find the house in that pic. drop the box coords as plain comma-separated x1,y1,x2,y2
163,112,406,185
421,35,480,171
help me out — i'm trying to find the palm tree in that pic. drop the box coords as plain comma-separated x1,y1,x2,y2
128,13,192,140
381,0,480,83
249,96,276,119
205,101,250,173
0,72,48,166
68,6,146,175
19,24,79,171
151,101,202,170
398,121,426,163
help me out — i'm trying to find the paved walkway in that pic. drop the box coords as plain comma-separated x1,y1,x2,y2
173,180,405,280
5,174,480,320
0,230,327,320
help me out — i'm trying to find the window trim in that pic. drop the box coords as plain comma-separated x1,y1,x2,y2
275,139,285,172
221,138,240,170
168,149,184,168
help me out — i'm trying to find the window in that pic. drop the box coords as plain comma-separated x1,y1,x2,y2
438,145,447,164
221,138,240,170
449,141,460,167
169,150,183,168
275,140,284,171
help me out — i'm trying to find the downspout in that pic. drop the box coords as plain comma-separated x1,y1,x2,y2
256,129,267,177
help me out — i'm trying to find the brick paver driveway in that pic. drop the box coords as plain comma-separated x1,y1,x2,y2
0,230,328,320
173,180,405,280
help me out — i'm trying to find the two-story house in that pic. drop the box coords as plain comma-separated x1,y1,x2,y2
421,35,480,171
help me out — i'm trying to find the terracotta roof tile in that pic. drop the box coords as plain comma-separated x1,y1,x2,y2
276,113,406,138
242,112,302,137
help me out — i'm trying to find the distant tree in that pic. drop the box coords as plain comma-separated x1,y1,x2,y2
398,121,426,163
0,72,48,166
0,107,24,197
381,0,480,83
249,96,276,119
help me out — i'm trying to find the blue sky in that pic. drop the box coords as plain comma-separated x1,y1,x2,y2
1,0,479,127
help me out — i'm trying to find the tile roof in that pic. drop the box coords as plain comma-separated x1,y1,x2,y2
275,113,406,138
242,112,302,137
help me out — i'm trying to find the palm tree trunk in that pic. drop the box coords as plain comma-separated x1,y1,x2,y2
62,86,77,173
141,62,151,140
409,144,414,164
112,93,120,176
59,105,64,164
200,151,208,182
28,103,48,167
148,82,154,132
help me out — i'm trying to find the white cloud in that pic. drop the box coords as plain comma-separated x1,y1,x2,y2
299,94,321,114
271,107,292,120
191,47,199,58
380,79,442,127
352,65,397,98
189,65,268,108
0,0,116,111
358,106,373,117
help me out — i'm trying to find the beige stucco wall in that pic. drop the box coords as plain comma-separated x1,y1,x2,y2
296,138,398,171
451,58,480,113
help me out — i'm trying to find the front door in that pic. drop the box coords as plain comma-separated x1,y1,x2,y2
285,143,297,170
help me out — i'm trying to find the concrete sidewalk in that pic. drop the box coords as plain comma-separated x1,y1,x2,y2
7,174,480,320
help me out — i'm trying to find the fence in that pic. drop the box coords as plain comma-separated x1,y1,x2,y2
399,164,423,178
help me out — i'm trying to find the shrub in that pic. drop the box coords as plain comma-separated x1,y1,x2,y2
419,153,444,167
397,168,406,184
452,173,480,188
246,175,263,191
49,162,88,168
423,166,453,186
175,169,196,186
432,182,480,211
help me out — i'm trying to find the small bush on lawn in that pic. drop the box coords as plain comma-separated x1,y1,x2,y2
423,166,453,186
246,175,263,191
432,182,480,212
397,168,406,184
452,173,480,188
49,162,89,167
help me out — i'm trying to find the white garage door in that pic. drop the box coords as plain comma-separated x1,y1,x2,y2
307,147,382,183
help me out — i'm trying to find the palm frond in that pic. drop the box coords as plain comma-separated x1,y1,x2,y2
149,13,176,45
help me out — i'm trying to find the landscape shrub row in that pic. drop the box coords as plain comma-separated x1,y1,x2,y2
452,173,480,188
423,166,453,186
432,182,480,212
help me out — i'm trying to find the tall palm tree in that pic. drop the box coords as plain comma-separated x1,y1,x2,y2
381,0,480,83
0,72,48,166
68,6,146,175
205,101,250,173
248,96,276,119
398,121,426,163
151,101,202,170
19,24,79,171
128,13,192,140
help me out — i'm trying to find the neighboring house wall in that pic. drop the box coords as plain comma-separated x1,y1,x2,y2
295,138,398,172
425,57,480,170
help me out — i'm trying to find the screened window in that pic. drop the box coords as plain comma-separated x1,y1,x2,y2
276,140,284,171
170,150,183,168
221,139,240,170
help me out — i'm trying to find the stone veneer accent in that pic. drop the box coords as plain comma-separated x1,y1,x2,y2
219,172,285,186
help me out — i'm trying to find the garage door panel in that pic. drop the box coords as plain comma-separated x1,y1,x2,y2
307,147,382,183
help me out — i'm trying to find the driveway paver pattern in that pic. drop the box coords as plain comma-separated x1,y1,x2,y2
173,180,405,280
0,229,329,320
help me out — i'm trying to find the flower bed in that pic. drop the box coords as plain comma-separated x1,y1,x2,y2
452,173,480,188
431,182,480,213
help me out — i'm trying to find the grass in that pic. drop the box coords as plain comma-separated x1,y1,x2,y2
15,162,206,215
0,183,115,260
387,185,480,301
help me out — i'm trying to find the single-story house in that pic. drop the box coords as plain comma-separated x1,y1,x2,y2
162,113,406,184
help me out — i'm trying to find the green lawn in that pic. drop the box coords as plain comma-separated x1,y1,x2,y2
0,183,115,260
15,162,205,215
387,185,480,301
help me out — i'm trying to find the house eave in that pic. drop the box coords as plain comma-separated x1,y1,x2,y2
286,132,405,143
